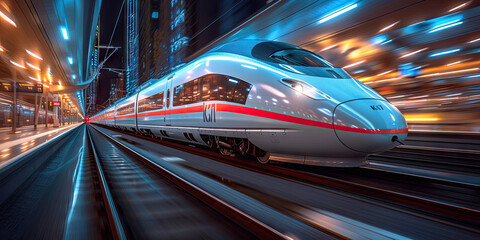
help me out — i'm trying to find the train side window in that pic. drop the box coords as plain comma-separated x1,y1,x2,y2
138,92,164,112
232,80,252,104
173,84,183,106
192,78,200,103
172,74,252,106
200,74,224,102
117,102,134,116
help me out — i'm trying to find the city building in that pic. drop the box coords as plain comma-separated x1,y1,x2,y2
86,23,100,115
126,0,269,95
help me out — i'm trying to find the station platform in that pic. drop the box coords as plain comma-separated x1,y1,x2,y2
0,123,81,168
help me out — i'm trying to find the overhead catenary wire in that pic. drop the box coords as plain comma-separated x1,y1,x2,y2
102,0,126,63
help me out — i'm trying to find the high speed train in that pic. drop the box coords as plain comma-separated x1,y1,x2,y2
90,40,408,167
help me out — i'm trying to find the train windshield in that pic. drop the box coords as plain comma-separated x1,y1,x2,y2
269,49,333,68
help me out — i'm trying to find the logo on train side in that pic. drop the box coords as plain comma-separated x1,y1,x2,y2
370,105,384,111
203,103,216,122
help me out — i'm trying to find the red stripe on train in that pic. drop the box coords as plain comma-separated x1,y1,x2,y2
97,103,408,134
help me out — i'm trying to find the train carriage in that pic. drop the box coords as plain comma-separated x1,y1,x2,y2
91,40,408,167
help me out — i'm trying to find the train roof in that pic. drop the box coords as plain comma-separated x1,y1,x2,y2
207,40,301,61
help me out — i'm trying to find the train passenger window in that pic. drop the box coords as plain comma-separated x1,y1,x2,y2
201,75,220,102
232,80,252,104
192,78,200,103
138,92,164,112
117,102,134,116
173,74,252,107
269,49,333,68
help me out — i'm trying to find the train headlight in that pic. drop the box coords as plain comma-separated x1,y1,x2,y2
280,79,330,100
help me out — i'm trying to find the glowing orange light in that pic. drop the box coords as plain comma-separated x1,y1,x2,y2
405,118,438,122
418,68,479,78
26,62,40,71
10,60,26,69
26,50,43,60
0,10,16,27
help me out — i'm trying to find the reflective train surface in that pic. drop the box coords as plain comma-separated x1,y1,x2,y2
91,40,408,167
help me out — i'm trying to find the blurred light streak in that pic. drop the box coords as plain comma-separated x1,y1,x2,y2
28,76,41,82
10,60,26,69
364,77,401,84
372,35,389,45
378,21,399,33
26,50,43,60
68,57,73,64
318,3,358,23
26,62,40,71
72,74,76,79
446,60,463,66
428,20,463,33
448,2,470,12
0,10,16,27
418,67,479,78
400,48,428,58
429,48,460,57
408,95,429,99
61,26,69,40
376,70,393,76
468,38,480,43
386,95,406,99
406,118,438,122
466,74,480,78
380,39,392,45
0,46,4,52
343,60,365,68
320,44,337,51
352,69,366,74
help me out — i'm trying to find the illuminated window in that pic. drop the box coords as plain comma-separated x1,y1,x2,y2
138,92,164,112
173,74,252,106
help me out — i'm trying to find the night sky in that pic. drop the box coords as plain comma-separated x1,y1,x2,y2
96,0,125,108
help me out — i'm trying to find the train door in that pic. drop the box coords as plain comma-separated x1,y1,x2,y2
165,75,174,126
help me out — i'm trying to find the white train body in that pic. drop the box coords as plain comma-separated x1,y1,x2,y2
91,40,408,167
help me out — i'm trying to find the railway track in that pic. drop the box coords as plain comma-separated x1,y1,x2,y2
92,124,480,231
369,145,480,174
86,125,288,239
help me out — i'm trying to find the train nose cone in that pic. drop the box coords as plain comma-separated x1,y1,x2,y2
333,99,408,153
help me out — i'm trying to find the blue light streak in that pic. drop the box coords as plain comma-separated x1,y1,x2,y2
380,39,392,45
61,27,69,40
319,3,358,23
68,57,73,64
429,48,461,57
371,34,390,45
429,20,463,33
228,79,238,83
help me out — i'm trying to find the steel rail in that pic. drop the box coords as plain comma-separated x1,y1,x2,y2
89,124,289,240
86,127,127,240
